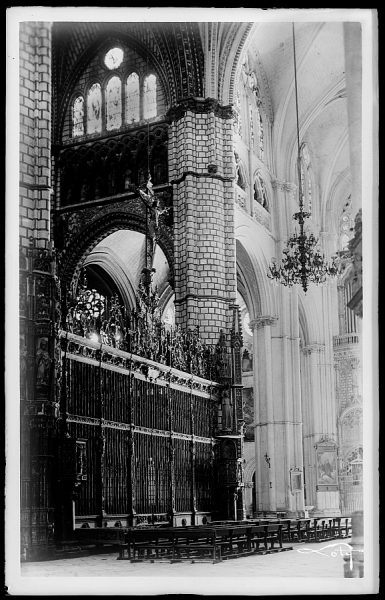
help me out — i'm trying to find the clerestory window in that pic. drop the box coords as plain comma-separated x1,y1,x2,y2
105,76,122,131
73,96,84,137
71,48,158,138
125,72,140,123
87,83,102,134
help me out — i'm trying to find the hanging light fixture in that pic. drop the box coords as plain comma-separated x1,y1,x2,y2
268,23,338,293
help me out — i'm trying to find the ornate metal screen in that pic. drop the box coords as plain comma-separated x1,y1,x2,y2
59,331,222,527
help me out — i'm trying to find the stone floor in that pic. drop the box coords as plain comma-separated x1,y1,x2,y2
6,537,372,596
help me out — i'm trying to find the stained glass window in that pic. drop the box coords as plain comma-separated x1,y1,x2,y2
104,47,123,70
105,76,122,131
72,96,84,137
143,74,157,120
87,83,102,134
125,72,140,123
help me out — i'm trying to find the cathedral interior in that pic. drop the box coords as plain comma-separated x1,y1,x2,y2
16,16,368,561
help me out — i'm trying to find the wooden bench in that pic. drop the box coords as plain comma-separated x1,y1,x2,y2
339,517,352,538
214,526,252,559
119,527,222,563
171,529,221,563
118,523,294,563
118,529,172,560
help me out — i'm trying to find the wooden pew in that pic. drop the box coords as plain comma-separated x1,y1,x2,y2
339,517,352,538
118,528,174,560
171,529,221,563
120,527,222,563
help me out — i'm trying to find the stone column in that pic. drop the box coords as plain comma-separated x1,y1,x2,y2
301,343,340,516
250,316,277,512
168,99,236,343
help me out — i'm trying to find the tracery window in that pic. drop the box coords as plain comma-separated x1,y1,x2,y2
104,47,124,70
105,76,122,131
125,72,140,123
87,83,102,134
253,173,269,211
71,47,159,138
72,96,84,137
143,74,157,120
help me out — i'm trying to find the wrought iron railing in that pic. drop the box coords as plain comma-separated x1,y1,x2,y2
64,287,231,382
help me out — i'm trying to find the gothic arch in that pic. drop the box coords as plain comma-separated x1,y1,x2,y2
83,247,137,309
235,223,277,320
58,211,174,292
243,456,256,483
217,22,257,106
236,239,261,320
297,290,324,344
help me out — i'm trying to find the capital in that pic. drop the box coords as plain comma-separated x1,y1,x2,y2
249,315,278,330
271,178,297,194
302,343,325,356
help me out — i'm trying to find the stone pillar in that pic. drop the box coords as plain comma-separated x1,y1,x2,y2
251,294,306,517
168,99,236,343
19,22,52,251
301,342,341,516
19,22,56,558
250,316,277,512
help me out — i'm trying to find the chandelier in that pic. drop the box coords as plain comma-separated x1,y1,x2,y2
268,23,338,294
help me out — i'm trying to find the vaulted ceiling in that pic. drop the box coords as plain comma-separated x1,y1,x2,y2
240,21,353,229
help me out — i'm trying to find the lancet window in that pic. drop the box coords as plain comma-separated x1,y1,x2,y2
125,72,140,123
86,83,102,134
143,74,157,120
72,96,84,137
105,76,122,131
71,47,158,137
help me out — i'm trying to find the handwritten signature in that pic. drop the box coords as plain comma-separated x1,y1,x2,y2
296,543,364,570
